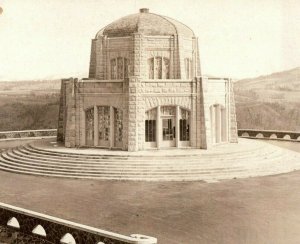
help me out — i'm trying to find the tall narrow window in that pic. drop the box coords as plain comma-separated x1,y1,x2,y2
85,108,94,146
155,57,162,79
98,106,110,141
145,120,156,142
148,58,154,79
148,57,170,79
114,108,123,142
124,58,129,78
180,109,190,141
162,58,170,79
117,57,123,79
145,108,157,142
111,57,129,80
111,59,117,80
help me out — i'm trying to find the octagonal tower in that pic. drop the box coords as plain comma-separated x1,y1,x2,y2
57,8,238,151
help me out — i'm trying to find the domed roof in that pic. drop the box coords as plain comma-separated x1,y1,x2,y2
96,8,195,38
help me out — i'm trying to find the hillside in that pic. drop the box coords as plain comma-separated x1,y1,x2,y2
0,80,61,131
234,67,300,131
0,68,299,132
0,80,61,95
235,67,300,103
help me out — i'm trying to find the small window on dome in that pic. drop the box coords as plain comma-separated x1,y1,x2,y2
111,59,117,80
148,57,170,79
117,57,123,79
111,57,129,80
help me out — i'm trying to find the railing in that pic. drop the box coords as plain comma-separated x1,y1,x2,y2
0,129,57,140
0,202,157,244
238,129,300,142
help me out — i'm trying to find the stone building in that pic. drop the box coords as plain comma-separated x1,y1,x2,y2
57,8,238,151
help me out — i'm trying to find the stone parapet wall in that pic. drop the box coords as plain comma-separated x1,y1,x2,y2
0,129,57,140
0,202,157,244
238,129,300,141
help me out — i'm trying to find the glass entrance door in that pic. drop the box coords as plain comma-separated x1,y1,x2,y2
162,117,176,147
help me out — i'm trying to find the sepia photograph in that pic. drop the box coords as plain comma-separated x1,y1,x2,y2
0,0,299,243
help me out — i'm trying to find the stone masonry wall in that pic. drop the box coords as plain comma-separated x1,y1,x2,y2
57,80,66,142
201,77,237,148
64,78,77,148
137,80,199,149
76,80,127,149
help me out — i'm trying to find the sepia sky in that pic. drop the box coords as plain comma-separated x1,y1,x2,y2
0,0,299,81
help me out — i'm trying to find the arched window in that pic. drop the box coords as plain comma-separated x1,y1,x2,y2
110,57,129,80
148,57,170,79
184,58,192,79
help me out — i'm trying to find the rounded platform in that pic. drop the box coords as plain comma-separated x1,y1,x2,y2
0,138,300,182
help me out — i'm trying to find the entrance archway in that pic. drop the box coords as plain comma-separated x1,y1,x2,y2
210,104,227,144
145,106,190,149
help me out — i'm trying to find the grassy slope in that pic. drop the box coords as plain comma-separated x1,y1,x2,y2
0,80,61,131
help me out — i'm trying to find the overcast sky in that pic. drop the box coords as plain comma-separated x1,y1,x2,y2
0,0,299,81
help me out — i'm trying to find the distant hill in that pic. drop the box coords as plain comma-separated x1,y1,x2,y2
235,67,300,103
0,80,61,95
236,67,300,89
0,69,299,132
234,67,300,131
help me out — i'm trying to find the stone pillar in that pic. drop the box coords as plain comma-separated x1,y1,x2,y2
110,106,114,148
127,33,143,151
80,108,85,146
216,105,222,143
228,79,238,143
221,107,227,142
176,105,180,147
93,105,98,146
64,78,77,148
156,106,161,149
127,77,138,151
211,105,216,144
57,79,67,142
88,39,97,79
197,77,209,149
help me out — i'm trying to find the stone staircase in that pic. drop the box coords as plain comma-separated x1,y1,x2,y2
0,139,300,182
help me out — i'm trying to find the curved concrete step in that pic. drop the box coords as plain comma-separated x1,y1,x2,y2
9,147,284,168
0,139,300,182
0,149,289,175
20,144,281,163
28,144,271,158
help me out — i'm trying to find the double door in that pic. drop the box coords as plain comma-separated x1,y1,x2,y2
161,116,176,147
